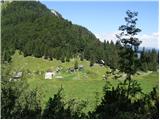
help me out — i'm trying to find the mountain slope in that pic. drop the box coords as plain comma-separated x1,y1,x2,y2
2,1,102,62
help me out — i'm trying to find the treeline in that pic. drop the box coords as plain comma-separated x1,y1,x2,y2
1,1,158,72
140,48,159,71
1,67,158,119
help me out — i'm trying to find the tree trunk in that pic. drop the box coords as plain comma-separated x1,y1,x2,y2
126,74,131,98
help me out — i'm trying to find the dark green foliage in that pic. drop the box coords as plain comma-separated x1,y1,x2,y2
102,40,120,69
13,89,42,119
1,81,20,118
42,87,87,119
90,80,159,119
1,64,42,119
80,52,84,61
1,1,101,65
103,40,107,50
2,1,156,72
1,80,42,119
66,99,88,118
42,87,70,118
140,47,158,71
90,80,141,118
147,87,159,118
60,56,65,63
116,10,142,80
90,56,95,67
66,54,70,62
74,60,78,69
1,65,27,118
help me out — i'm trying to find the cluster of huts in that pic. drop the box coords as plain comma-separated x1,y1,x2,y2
9,71,23,81
67,65,83,73
44,66,63,79
44,65,84,79
11,59,105,81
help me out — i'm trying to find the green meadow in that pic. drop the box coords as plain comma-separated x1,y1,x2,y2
9,51,159,111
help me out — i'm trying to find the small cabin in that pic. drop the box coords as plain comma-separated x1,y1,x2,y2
45,70,55,79
100,60,105,65
13,72,23,79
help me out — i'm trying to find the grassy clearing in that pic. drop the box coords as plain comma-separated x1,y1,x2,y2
9,51,159,112
134,72,159,93
10,51,109,80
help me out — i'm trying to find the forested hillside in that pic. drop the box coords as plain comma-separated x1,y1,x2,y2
2,1,101,62
1,1,158,71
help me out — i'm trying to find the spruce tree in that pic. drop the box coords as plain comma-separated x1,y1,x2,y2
90,56,95,67
140,47,148,72
116,10,141,80
116,10,141,96
103,40,107,50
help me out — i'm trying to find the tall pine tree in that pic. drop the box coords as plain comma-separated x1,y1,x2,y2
116,10,141,96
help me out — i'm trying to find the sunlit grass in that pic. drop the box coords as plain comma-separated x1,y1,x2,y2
9,51,159,112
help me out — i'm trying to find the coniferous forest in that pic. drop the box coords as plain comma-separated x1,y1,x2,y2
1,1,159,119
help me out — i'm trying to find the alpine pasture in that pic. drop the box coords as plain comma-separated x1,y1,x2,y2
9,51,158,112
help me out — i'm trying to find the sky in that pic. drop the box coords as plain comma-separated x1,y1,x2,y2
40,0,159,49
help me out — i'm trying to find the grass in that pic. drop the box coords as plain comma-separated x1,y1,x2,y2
9,51,159,112
27,77,106,111
134,72,159,93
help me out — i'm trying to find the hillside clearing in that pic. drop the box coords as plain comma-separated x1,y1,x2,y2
8,51,159,112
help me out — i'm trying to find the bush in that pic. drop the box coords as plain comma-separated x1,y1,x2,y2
90,80,159,119
1,77,42,119
74,60,78,69
42,87,87,119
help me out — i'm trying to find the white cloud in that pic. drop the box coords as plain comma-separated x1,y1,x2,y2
95,32,159,49
138,32,159,49
95,31,119,43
